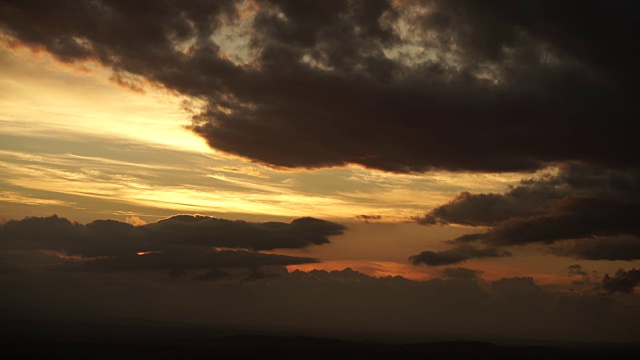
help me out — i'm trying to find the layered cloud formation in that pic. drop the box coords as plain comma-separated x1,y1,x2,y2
1,0,639,341
2,264,639,343
2,214,637,342
0,215,344,279
0,0,636,172
412,164,640,274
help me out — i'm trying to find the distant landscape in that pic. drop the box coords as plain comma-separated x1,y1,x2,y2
2,317,639,360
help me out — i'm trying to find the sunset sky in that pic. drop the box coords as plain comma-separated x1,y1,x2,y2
1,0,639,343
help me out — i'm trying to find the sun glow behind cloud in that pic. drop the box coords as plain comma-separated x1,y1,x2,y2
0,44,532,223
0,45,211,153
0,39,541,233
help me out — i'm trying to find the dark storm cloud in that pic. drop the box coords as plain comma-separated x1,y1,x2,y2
412,164,640,264
409,244,510,266
601,268,640,294
0,214,342,276
1,0,637,172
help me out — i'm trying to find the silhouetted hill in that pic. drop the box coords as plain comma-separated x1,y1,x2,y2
1,318,638,359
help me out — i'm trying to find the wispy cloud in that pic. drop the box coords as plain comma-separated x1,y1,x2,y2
0,191,74,207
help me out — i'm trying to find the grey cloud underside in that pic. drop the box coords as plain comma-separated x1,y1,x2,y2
413,164,640,265
0,215,341,277
1,0,637,172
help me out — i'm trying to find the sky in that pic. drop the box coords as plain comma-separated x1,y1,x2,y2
1,0,639,343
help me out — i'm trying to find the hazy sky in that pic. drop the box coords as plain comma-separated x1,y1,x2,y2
1,0,639,343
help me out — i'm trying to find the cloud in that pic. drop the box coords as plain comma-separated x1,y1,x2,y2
409,244,510,266
567,264,588,277
601,268,640,294
417,163,640,226
243,265,289,282
416,190,552,226
0,211,635,341
355,214,382,222
490,277,539,296
125,215,147,226
0,214,343,277
0,216,139,257
412,164,640,263
441,267,482,280
551,236,640,261
565,264,598,288
1,266,639,343
0,214,345,255
53,249,317,274
146,215,346,250
450,197,640,247
192,268,231,282
0,1,637,172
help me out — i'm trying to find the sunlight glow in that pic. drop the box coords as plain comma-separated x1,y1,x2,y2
0,46,211,153
0,43,535,223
